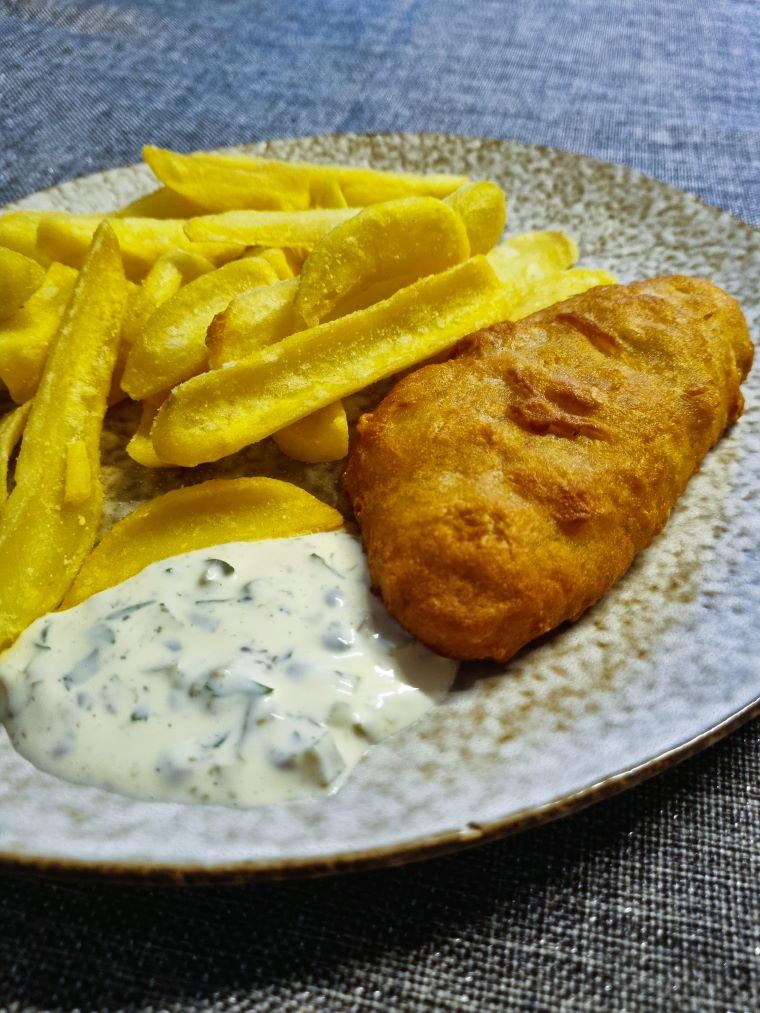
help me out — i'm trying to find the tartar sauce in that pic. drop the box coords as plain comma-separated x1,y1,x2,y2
0,531,457,806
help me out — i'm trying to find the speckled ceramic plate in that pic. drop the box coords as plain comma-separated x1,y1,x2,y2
1,134,758,881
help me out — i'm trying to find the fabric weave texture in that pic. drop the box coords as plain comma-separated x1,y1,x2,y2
0,1,758,1010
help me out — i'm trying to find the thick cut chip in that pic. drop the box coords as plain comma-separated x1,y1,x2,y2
144,146,308,211
206,278,348,464
294,196,470,327
145,146,468,211
184,208,359,249
0,211,52,264
63,477,343,606
116,187,207,219
273,401,349,463
206,279,300,368
244,246,297,279
0,402,31,503
122,256,280,398
120,248,214,352
0,222,126,649
508,268,617,320
0,248,45,320
36,215,243,281
0,262,78,403
444,181,507,255
126,392,169,468
487,230,578,284
151,256,512,466
310,178,348,208
114,250,213,403
63,439,92,506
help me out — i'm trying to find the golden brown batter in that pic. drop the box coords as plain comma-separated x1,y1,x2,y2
344,277,754,661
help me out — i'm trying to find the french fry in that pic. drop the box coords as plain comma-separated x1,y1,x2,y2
0,262,78,403
508,267,618,319
150,256,513,466
294,196,470,327
116,186,207,219
144,146,308,211
281,247,309,274
310,178,348,208
0,247,46,320
487,230,578,284
184,208,359,249
444,181,507,255
206,279,300,368
36,215,244,281
125,392,168,468
113,251,214,403
0,402,30,503
145,145,469,211
205,278,349,463
0,222,127,649
121,248,214,349
0,211,52,264
272,401,349,463
63,477,343,607
63,439,92,506
122,255,280,398
244,246,297,279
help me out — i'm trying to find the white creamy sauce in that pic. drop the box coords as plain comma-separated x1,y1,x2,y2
0,531,457,807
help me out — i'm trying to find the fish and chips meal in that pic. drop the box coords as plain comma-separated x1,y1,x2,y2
0,144,752,806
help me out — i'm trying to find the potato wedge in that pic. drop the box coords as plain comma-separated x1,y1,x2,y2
200,149,469,202
0,262,78,403
36,215,243,281
0,222,127,649
125,392,169,468
144,146,308,211
487,230,578,284
0,402,30,503
63,477,343,606
206,278,300,368
113,250,214,403
121,248,214,348
310,178,349,208
116,186,207,219
508,267,618,319
63,439,92,506
150,256,512,466
0,211,52,264
272,401,349,463
294,196,470,327
0,247,46,320
122,256,280,398
244,246,297,279
184,208,359,249
206,278,349,464
145,145,468,210
444,181,507,255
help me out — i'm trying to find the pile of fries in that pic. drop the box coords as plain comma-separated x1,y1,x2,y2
0,145,616,647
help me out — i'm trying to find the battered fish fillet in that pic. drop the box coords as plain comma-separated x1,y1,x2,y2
344,276,753,661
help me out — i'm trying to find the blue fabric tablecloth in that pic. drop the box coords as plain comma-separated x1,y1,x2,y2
2,0,759,227
0,2,758,1011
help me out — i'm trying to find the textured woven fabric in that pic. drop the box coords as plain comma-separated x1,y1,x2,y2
0,1,758,1010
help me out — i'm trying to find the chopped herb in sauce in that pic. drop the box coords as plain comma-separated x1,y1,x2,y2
0,533,457,807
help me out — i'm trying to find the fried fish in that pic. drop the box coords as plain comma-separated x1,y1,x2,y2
344,276,753,661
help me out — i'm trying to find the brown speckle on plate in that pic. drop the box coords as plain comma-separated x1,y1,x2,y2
1,133,758,879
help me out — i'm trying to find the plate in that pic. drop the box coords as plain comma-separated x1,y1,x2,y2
1,133,758,880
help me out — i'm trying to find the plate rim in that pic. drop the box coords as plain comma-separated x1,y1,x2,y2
1,131,758,881
6,129,760,239
2,694,758,883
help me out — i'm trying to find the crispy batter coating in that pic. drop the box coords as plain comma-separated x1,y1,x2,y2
344,277,754,661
